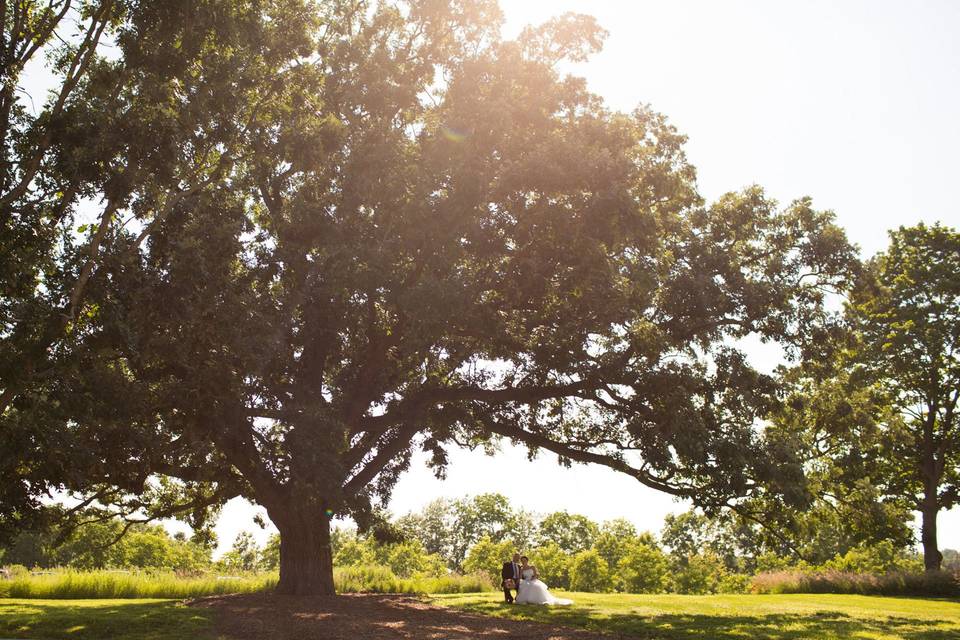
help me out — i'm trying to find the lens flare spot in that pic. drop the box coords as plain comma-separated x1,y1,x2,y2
324,508,334,518
441,125,468,143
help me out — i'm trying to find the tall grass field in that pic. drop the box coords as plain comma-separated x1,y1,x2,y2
0,566,492,599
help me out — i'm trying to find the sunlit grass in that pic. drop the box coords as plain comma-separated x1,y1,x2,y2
432,591,960,639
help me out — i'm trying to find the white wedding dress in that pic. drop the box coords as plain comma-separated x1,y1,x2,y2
515,567,573,605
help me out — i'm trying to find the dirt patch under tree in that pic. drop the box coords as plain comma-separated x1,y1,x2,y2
192,593,637,640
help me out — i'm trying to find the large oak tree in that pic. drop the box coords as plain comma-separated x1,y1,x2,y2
1,0,320,541
4,0,857,594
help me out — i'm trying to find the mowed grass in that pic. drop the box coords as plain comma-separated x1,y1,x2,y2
432,591,960,639
0,599,215,640
6,590,959,640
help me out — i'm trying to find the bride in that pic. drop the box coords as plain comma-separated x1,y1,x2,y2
515,556,573,605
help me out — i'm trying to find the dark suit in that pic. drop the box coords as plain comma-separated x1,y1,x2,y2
501,560,520,603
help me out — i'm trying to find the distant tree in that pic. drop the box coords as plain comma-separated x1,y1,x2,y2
537,511,599,555
0,512,209,570
220,532,260,573
333,534,374,568
617,541,669,593
462,535,514,584
660,511,752,568
592,518,651,570
0,528,56,568
448,494,525,569
672,553,726,594
846,224,960,571
822,540,922,574
529,542,571,589
395,498,456,560
261,534,281,571
943,549,960,571
398,494,533,570
569,548,610,592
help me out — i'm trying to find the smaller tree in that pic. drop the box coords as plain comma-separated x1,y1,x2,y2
333,534,375,568
593,519,653,571
463,536,515,584
261,534,281,571
673,553,727,594
848,224,960,571
220,532,261,573
617,542,670,593
395,499,457,561
530,542,571,590
119,527,180,569
398,494,532,571
569,549,610,592
537,512,599,555
380,540,439,578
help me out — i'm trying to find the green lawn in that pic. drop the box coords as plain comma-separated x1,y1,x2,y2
432,591,960,640
0,599,215,640
5,592,960,640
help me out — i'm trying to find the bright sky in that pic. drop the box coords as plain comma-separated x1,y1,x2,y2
20,1,956,553
205,0,960,555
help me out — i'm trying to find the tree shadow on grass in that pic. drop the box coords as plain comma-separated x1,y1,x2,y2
0,600,214,640
187,593,960,640
454,599,960,640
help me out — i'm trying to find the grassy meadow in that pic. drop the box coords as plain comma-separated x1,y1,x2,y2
4,590,960,640
433,591,960,640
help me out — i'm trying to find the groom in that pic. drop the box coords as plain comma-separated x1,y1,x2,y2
501,552,521,604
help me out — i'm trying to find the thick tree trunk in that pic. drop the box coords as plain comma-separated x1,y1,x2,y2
275,511,335,595
921,491,941,572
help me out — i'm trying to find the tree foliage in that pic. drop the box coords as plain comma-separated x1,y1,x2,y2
569,548,610,592
847,224,960,571
744,224,960,572
3,0,858,594
536,511,599,555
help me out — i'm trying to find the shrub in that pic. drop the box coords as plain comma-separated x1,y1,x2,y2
334,565,493,594
718,572,752,594
617,543,669,593
1,565,29,578
462,536,515,585
334,565,402,593
569,549,610,592
334,538,376,567
822,541,922,575
751,569,960,597
530,543,571,590
382,540,446,578
403,572,495,594
672,553,726,594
